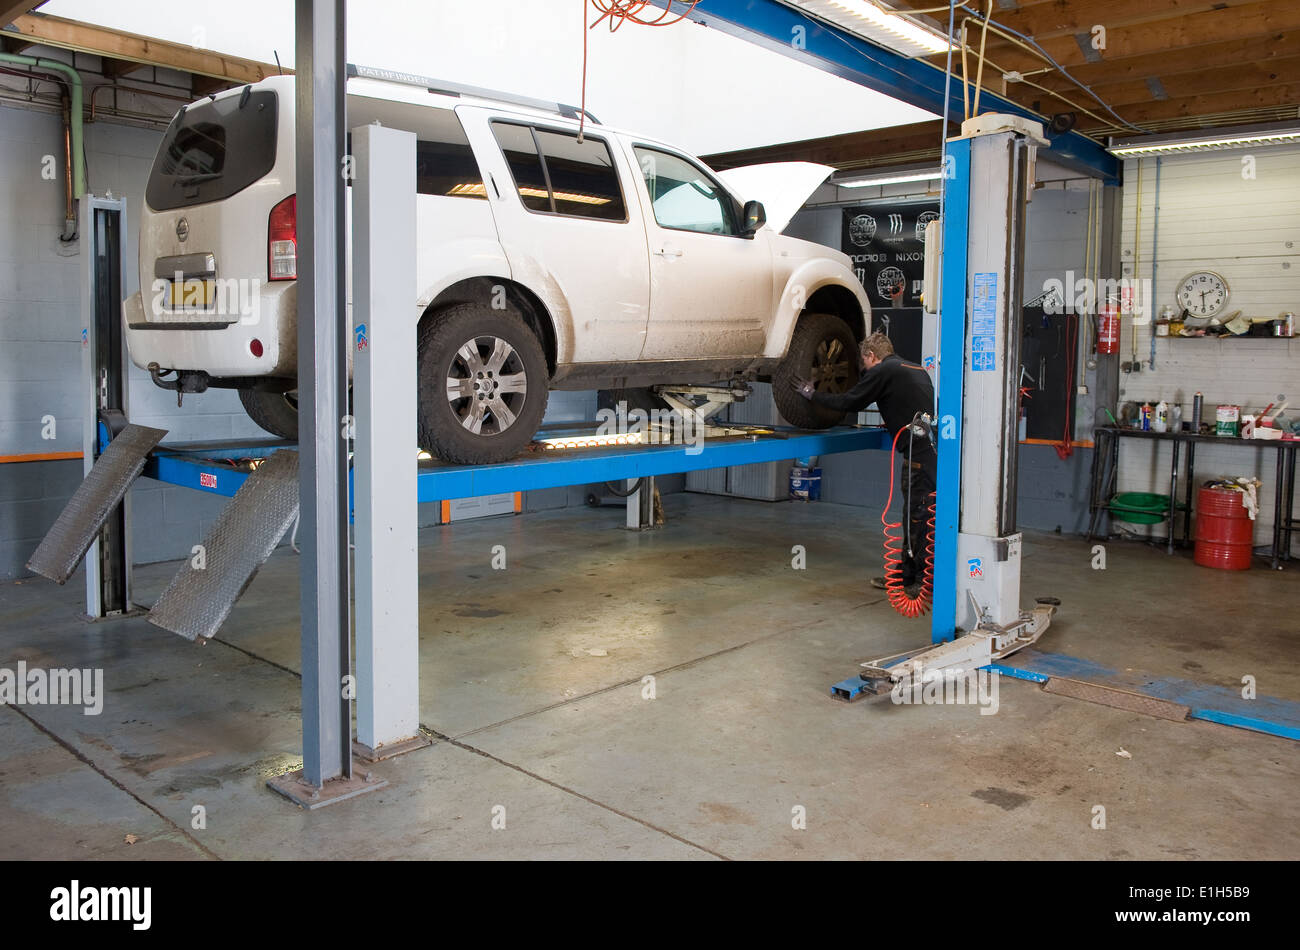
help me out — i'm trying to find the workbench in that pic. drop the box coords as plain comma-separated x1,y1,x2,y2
1087,426,1298,569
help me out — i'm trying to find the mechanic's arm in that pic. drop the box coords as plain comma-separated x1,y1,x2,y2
808,365,887,413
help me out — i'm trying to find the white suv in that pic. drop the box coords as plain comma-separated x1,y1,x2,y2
123,70,871,464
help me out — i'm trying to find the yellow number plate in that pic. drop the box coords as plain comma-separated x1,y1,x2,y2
168,279,214,309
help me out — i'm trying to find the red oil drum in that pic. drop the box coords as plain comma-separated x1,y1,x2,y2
1194,486,1254,570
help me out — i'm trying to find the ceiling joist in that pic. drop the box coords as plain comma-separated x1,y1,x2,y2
7,12,287,84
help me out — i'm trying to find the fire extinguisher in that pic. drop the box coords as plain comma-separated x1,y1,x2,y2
1097,303,1119,355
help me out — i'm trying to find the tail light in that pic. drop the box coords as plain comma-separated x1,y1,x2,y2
268,194,296,281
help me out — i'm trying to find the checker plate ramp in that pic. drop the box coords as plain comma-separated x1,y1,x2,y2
1043,676,1191,722
148,449,299,641
26,424,168,583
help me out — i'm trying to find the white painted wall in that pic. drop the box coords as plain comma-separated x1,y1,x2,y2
1115,145,1300,545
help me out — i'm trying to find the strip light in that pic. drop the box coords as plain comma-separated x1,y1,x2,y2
539,432,645,451
784,0,953,57
1110,123,1300,156
837,168,943,188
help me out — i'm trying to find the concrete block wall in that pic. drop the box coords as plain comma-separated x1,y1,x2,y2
0,97,269,579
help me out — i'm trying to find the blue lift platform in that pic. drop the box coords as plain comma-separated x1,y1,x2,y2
140,422,891,505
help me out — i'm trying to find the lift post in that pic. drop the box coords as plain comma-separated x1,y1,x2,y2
839,117,1058,699
351,122,427,760
80,195,136,618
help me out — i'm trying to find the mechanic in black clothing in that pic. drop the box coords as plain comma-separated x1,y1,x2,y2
792,331,937,593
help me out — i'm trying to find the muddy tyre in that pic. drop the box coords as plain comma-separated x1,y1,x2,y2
772,312,858,429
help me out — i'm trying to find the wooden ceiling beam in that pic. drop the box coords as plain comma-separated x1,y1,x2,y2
0,2,41,29
1023,28,1300,91
954,0,1265,44
927,1,1300,78
1074,81,1300,130
1031,55,1300,109
8,12,286,83
191,74,236,98
702,120,950,171
97,56,143,80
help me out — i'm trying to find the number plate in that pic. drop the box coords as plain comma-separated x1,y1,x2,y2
167,279,215,309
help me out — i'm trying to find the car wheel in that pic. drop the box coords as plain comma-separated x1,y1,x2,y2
238,387,299,440
772,312,858,429
417,302,549,464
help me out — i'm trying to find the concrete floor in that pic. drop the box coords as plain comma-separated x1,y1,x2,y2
1,492,1297,860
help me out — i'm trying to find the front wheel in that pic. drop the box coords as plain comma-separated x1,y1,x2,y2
416,303,549,464
772,312,858,429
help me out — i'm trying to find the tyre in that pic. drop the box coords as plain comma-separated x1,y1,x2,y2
417,302,549,464
772,312,858,429
238,387,299,439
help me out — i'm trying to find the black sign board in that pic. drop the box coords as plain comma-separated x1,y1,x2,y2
840,201,939,364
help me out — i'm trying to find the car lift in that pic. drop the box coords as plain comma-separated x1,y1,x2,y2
832,115,1059,702
26,130,893,803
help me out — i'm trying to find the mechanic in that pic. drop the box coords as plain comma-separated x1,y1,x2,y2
792,331,936,593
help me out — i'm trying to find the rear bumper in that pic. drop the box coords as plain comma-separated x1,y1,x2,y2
123,282,298,378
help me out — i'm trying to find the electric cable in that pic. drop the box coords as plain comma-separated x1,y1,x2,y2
578,1,699,141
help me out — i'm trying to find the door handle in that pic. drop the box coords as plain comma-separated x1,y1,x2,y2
654,246,683,259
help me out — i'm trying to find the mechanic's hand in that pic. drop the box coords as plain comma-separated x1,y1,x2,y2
791,377,816,399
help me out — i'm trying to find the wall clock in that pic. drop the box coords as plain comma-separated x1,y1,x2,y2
1176,270,1230,318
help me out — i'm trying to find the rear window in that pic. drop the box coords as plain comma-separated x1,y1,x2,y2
146,89,278,211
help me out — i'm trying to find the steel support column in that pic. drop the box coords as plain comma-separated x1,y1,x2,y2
293,0,351,788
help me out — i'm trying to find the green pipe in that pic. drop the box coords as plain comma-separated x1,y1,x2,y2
0,52,84,197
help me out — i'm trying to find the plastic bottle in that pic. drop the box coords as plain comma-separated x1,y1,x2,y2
1172,404,1183,431
1154,400,1169,433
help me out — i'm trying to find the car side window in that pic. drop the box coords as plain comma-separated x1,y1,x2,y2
417,111,487,199
634,147,737,236
490,121,626,221
490,122,551,212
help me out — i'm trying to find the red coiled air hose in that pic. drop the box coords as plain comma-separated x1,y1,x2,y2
881,425,936,618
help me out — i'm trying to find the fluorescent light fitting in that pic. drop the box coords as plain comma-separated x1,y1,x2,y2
539,432,644,451
837,168,943,188
1110,121,1300,156
785,0,953,57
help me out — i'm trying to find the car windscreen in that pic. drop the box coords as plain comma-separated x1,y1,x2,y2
146,89,278,211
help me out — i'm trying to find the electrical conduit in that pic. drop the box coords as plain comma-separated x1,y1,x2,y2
0,52,85,237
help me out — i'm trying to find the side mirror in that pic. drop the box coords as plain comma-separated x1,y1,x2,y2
741,199,766,236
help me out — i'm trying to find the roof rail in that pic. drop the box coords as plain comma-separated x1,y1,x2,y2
346,63,600,125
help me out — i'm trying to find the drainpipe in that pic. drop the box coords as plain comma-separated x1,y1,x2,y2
0,53,85,237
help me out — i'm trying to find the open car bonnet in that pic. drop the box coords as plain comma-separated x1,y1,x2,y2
715,161,834,234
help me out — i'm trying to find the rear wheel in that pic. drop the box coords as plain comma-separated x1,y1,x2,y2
772,312,858,429
417,303,549,464
238,387,298,440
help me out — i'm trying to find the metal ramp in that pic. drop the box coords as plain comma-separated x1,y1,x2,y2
148,449,300,641
26,424,168,583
